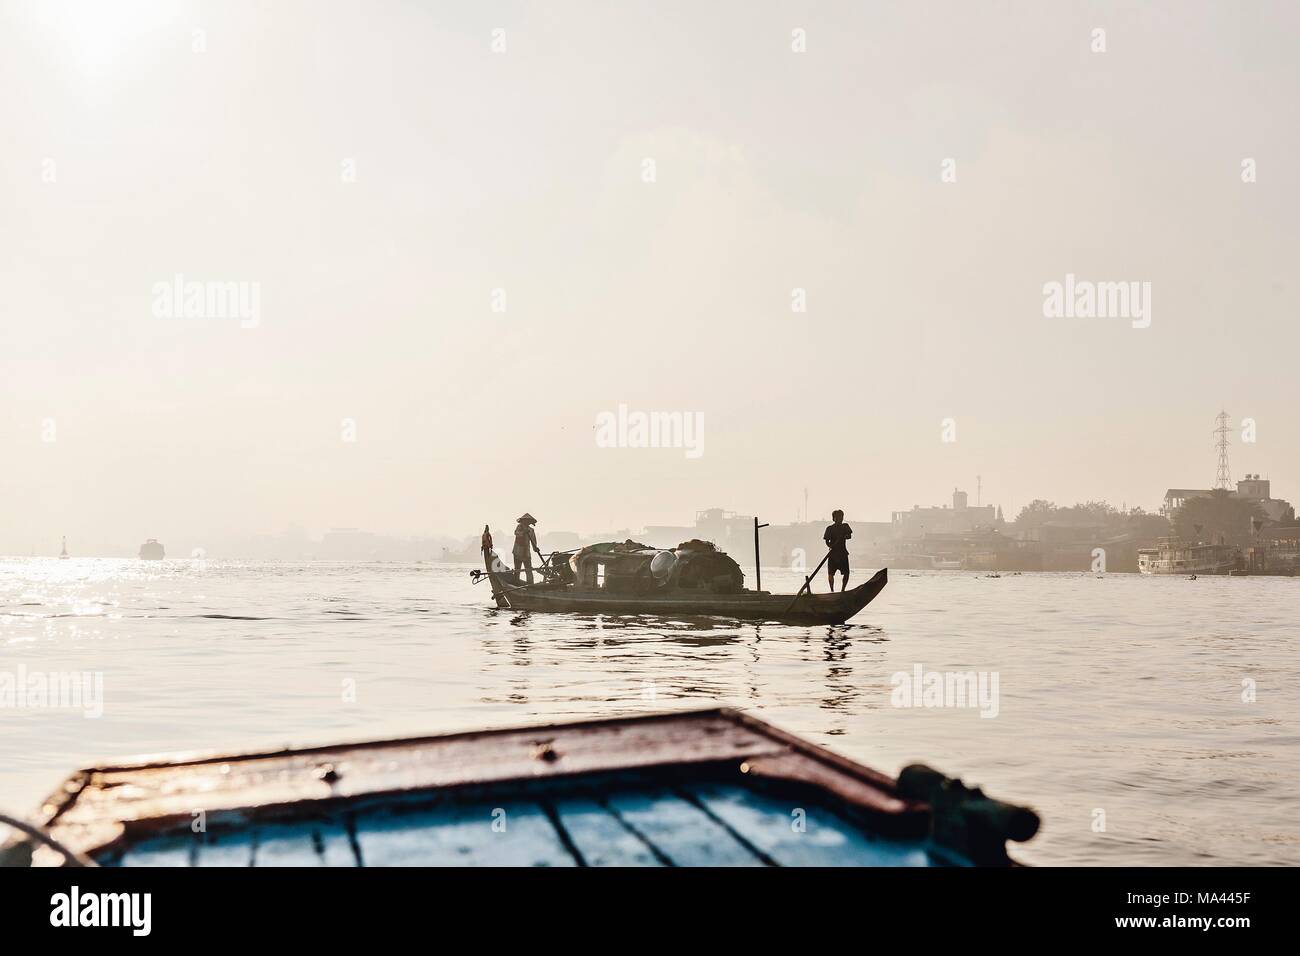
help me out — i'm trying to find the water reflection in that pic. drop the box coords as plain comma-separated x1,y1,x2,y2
821,627,862,731
474,607,894,734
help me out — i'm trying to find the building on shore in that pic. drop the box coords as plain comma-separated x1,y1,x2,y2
886,529,1042,572
1239,525,1300,575
1161,477,1294,524
641,493,1008,573
891,489,1001,539
1009,518,1153,572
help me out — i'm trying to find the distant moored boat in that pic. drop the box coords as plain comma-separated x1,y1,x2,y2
138,539,165,561
1137,535,1240,575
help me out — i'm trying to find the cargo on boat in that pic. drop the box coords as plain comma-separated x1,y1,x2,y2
3,709,1039,867
474,538,887,625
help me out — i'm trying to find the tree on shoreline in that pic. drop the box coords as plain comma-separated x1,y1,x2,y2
1012,501,1171,540
1014,500,1057,528
1172,490,1266,546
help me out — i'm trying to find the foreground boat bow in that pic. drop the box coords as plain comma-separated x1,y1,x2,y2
6,709,1037,867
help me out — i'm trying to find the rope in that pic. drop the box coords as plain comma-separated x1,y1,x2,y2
0,811,98,867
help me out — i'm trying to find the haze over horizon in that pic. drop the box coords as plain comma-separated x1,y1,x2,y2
4,0,1298,556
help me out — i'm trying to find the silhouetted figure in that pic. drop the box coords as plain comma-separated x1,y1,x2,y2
824,509,852,592
481,525,493,571
513,513,541,584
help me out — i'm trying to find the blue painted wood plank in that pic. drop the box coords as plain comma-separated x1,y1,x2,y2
116,837,193,867
353,801,576,867
550,797,665,867
193,830,254,866
107,786,941,868
252,822,356,867
602,789,766,866
682,783,933,867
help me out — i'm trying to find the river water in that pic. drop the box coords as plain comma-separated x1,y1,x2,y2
1,558,1295,865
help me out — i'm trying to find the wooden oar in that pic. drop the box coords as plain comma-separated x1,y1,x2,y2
782,550,832,614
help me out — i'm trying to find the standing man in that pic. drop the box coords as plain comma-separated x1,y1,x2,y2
823,509,853,592
513,513,542,584
481,524,494,571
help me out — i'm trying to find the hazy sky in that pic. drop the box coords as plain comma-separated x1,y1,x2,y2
3,0,1297,553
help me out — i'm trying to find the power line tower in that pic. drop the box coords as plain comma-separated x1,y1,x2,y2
1213,411,1232,490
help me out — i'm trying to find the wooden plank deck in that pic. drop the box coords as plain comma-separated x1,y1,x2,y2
99,784,941,868
16,709,1035,867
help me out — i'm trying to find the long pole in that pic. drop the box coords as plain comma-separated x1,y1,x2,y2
753,517,769,592
783,549,832,614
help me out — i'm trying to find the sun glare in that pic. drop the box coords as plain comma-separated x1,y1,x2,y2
33,0,181,77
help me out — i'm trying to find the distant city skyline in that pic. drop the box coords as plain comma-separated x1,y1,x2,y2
18,458,1293,561
5,414,1294,556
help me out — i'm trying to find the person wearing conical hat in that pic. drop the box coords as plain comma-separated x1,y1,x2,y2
513,513,541,584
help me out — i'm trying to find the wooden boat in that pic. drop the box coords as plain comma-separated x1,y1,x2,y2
476,540,888,625
1137,535,1239,575
3,709,1038,867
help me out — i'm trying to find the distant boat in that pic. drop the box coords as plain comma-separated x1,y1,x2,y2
59,537,69,560
474,539,887,625
1137,535,1239,575
138,539,165,561
882,552,965,571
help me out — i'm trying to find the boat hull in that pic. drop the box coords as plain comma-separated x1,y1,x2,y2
487,567,887,625
9,708,1037,867
1137,540,1241,575
1137,556,1239,575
